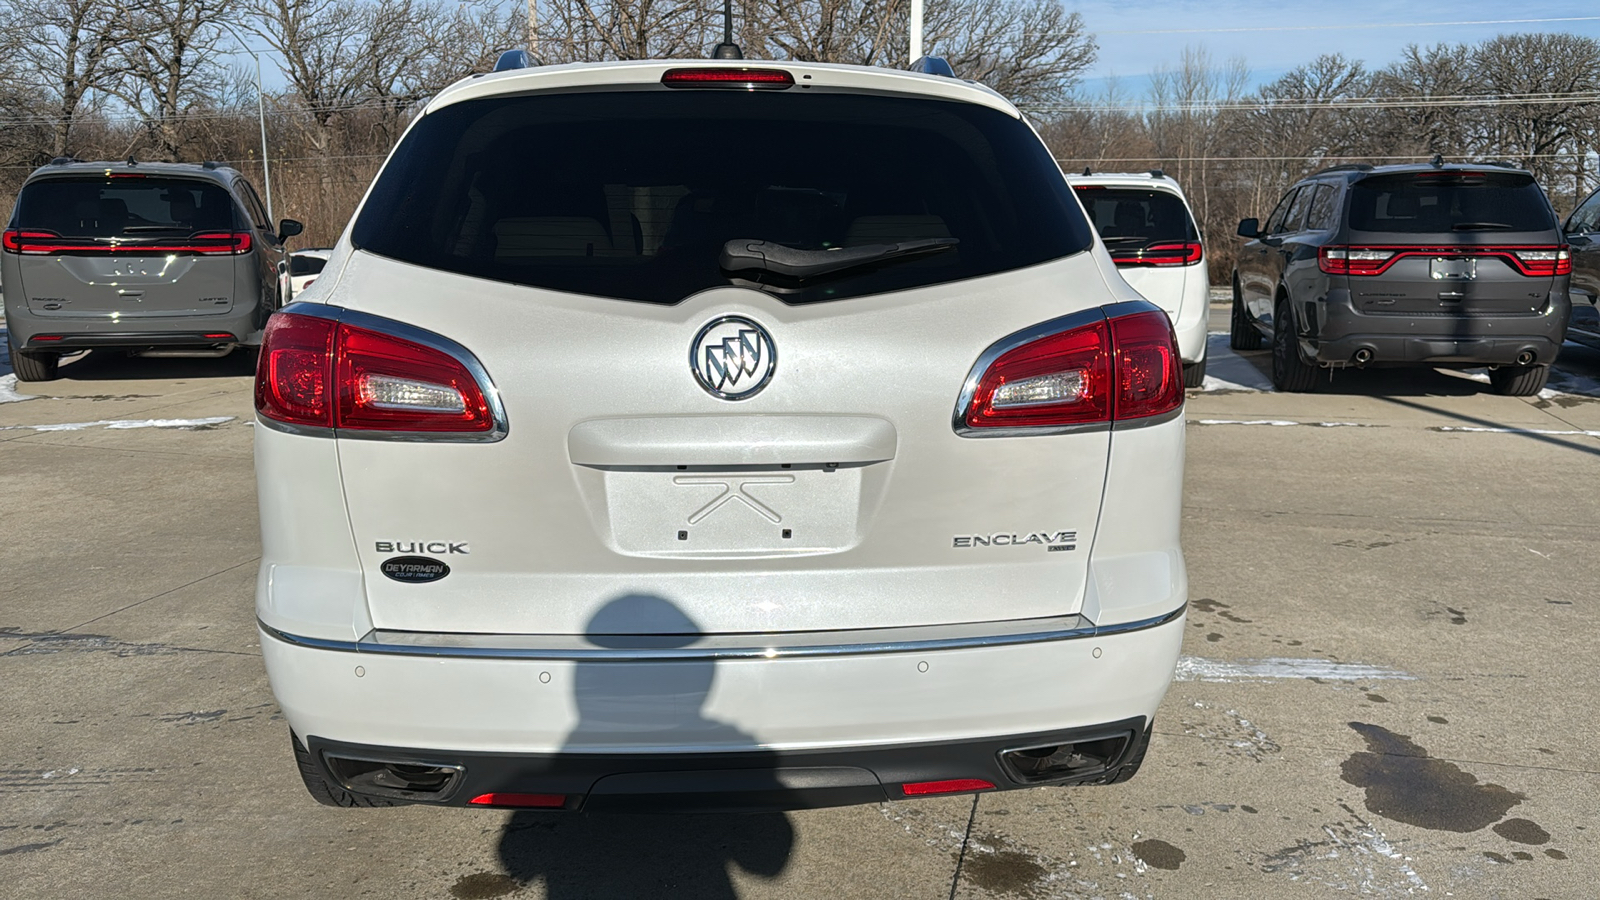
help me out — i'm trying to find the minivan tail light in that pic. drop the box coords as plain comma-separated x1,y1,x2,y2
1,229,250,256
961,307,1182,432
256,312,495,435
1111,241,1203,267
661,67,795,89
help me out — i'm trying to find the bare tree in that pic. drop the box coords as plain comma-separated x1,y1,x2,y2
9,0,130,156
927,0,1094,106
248,0,369,155
1374,42,1475,159
536,0,716,62
114,0,239,160
1469,32,1600,197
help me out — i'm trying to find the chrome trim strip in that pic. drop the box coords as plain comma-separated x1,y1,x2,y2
952,300,1173,438
258,602,1185,661
267,303,510,443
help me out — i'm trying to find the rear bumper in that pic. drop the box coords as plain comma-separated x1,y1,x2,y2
260,605,1185,806
303,718,1150,811
22,330,243,350
1309,289,1569,366
2,302,267,349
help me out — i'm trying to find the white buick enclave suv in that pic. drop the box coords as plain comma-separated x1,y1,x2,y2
253,55,1188,811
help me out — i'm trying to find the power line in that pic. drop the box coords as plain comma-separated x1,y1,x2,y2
1024,93,1600,113
1086,16,1600,36
1055,153,1591,162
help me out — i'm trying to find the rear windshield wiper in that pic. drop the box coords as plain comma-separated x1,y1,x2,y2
720,238,958,281
1099,236,1150,244
1452,222,1515,231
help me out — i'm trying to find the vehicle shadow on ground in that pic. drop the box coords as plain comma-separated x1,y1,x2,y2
48,345,258,381
489,595,796,899
1226,347,1487,397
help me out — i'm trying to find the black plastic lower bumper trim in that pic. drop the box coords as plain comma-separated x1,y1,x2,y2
307,718,1149,813
27,331,239,350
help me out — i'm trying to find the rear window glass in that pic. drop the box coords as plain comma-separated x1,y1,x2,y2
14,176,239,237
290,255,327,276
1348,171,1556,234
1073,187,1198,248
351,90,1094,305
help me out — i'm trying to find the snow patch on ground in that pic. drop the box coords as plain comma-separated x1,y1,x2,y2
0,374,37,404
1198,333,1273,392
1431,425,1600,437
1174,656,1413,683
0,416,234,433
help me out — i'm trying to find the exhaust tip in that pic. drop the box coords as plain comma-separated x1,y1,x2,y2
1352,348,1374,365
324,754,465,801
1515,350,1536,366
999,734,1131,783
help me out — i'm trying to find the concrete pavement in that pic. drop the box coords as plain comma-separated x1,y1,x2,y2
2,316,1597,899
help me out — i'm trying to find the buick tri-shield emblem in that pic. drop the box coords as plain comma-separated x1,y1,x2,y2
690,316,777,400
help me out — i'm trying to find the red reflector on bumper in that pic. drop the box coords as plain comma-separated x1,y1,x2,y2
468,792,566,808
32,335,64,342
901,778,996,796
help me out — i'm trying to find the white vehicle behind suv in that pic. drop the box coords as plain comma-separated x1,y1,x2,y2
1069,172,1210,387
254,56,1188,812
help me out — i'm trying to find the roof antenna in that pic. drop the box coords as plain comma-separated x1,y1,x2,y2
1430,152,1444,168
126,155,137,167
1082,166,1091,176
711,0,742,58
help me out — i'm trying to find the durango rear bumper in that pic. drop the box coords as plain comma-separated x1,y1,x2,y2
1308,288,1569,366
259,604,1185,803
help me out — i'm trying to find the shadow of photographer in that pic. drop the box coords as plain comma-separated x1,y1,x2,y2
493,594,796,899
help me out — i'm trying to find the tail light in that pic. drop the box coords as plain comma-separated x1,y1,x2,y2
255,310,499,436
661,67,794,89
1110,241,1204,267
2,229,251,255
1320,244,1571,277
959,305,1183,434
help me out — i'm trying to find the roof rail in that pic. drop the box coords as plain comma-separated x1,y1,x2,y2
1477,159,1524,170
909,56,957,78
493,49,532,72
1312,163,1374,176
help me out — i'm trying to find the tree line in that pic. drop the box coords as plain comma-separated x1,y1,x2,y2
1,0,1597,279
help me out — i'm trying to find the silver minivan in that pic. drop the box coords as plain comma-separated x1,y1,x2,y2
2,159,302,381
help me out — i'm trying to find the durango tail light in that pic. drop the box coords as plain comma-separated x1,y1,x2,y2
255,310,500,437
1321,244,1571,277
959,305,1182,433
1110,241,1204,267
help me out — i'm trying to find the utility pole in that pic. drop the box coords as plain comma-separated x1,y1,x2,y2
254,51,274,223
910,0,924,62
527,0,538,57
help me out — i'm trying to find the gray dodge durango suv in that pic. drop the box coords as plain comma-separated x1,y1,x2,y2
2,159,303,381
1231,161,1570,395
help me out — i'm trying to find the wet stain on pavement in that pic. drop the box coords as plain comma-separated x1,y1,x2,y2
1427,716,1448,724
1493,818,1550,844
1443,606,1467,625
1132,838,1186,870
1206,632,1223,642
962,844,1048,896
1484,851,1511,864
1512,850,1534,860
1366,693,1388,703
1546,848,1568,859
1191,598,1252,623
1341,722,1523,831
450,872,519,899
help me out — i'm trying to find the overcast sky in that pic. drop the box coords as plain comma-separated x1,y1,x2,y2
1069,0,1600,96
